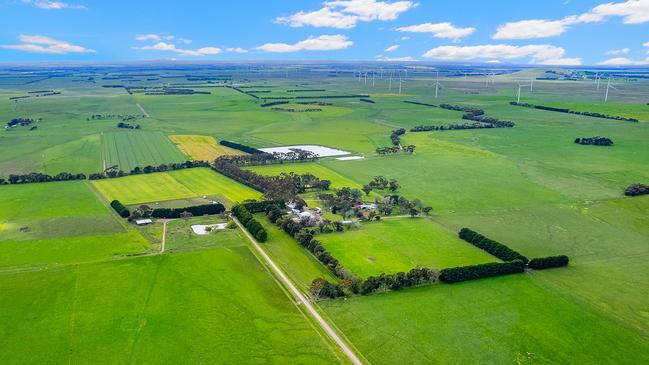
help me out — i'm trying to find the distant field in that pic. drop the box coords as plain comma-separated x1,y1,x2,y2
247,162,367,190
91,167,261,205
318,218,495,278
102,131,185,171
0,247,340,364
169,134,244,161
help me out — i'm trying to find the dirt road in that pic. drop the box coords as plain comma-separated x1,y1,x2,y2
233,217,363,365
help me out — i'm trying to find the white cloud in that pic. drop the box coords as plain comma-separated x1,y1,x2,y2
276,0,417,29
597,57,648,65
385,44,399,52
376,55,417,61
400,36,410,40
226,47,248,53
1,34,94,54
133,42,222,57
606,47,631,54
644,41,649,47
396,22,476,41
493,19,570,40
422,44,581,65
257,35,353,53
493,0,649,39
135,34,175,42
21,0,86,10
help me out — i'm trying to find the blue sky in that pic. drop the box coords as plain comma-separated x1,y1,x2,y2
1,0,648,65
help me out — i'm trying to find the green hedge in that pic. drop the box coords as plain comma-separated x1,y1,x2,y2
219,140,263,154
440,260,526,283
242,200,284,213
231,205,268,242
459,228,528,263
110,200,130,218
528,255,569,270
151,203,225,219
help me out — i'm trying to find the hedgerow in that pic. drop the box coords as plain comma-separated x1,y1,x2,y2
528,255,569,270
151,203,225,219
439,260,526,283
110,200,130,218
459,228,528,263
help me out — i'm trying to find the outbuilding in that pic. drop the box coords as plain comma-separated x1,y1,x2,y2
135,219,153,226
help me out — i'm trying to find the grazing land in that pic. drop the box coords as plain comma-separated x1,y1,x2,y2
1,65,649,364
317,218,496,278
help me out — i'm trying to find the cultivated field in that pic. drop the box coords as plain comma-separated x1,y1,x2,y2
169,134,244,161
102,131,186,171
91,167,261,205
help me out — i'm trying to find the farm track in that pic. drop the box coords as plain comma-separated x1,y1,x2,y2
232,217,364,365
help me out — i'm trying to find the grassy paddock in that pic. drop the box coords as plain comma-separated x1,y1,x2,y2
318,218,496,278
169,134,244,161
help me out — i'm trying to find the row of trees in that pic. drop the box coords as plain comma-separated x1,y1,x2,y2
260,101,289,108
411,121,512,132
110,200,130,218
439,104,516,128
359,268,439,295
151,203,225,219
0,172,86,185
510,102,639,122
89,160,209,180
574,137,613,146
270,108,322,113
376,145,416,155
528,255,569,270
214,150,319,167
403,100,437,108
440,260,526,283
260,94,369,100
219,140,264,154
624,183,649,196
459,228,529,263
360,98,375,104
231,205,268,242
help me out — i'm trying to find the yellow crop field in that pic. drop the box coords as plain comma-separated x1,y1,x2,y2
169,135,245,161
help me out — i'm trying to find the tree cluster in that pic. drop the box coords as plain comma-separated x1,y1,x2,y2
574,137,613,146
439,104,515,128
1,172,86,185
510,102,638,122
117,122,140,129
219,140,264,154
390,128,406,146
6,118,34,128
439,260,526,283
151,203,225,219
360,268,439,294
411,121,513,132
459,228,529,263
242,200,285,214
624,183,649,197
528,255,569,270
271,108,322,113
231,205,268,242
110,200,130,218
318,187,363,217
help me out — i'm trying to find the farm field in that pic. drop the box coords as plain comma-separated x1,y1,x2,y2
0,181,152,269
91,167,261,205
0,247,341,364
317,218,496,278
101,131,186,171
169,134,244,161
1,65,649,364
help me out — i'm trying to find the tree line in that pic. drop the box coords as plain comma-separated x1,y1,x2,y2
219,140,264,154
574,136,613,146
5,118,34,128
231,205,268,242
440,260,526,283
110,200,130,218
439,104,516,128
117,122,141,129
510,102,639,123
459,228,529,263
151,203,225,219
0,172,86,185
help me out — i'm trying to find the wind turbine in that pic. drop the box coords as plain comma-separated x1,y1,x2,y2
372,72,376,87
530,78,534,92
517,82,530,103
389,73,393,92
595,73,601,89
434,70,440,99
604,77,617,102
399,75,402,95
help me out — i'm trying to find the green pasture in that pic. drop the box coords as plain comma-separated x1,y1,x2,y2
164,216,244,252
318,218,495,278
91,167,261,205
0,248,340,364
